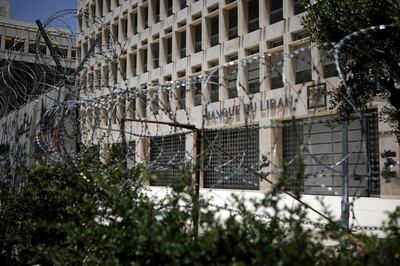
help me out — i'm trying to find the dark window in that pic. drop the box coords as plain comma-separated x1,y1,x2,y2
270,0,283,24
149,90,159,114
121,17,128,38
142,6,148,28
128,96,136,118
154,0,160,22
248,0,259,32
294,0,306,15
226,55,238,98
150,134,187,186
140,90,147,117
210,16,219,47
142,48,148,72
194,24,202,53
131,12,138,34
228,8,238,40
323,50,337,78
151,43,159,68
269,53,284,89
166,37,172,63
209,74,219,102
180,0,186,10
194,82,202,106
130,52,137,76
294,48,312,84
247,61,260,94
204,126,260,190
166,0,173,16
178,86,186,109
179,31,186,58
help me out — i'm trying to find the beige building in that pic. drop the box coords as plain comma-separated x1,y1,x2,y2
0,1,77,180
77,0,400,228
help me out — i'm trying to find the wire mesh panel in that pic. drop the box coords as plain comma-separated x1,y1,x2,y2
150,134,186,186
204,126,260,190
366,112,380,195
282,121,304,191
283,112,380,196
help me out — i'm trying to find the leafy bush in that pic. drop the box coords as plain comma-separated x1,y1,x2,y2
0,158,400,265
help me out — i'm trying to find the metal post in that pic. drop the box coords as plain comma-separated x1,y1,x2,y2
36,20,63,72
341,121,349,249
193,129,202,239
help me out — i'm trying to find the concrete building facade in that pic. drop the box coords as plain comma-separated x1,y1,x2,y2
77,0,400,229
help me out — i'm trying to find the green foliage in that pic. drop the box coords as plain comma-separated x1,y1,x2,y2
1,158,400,265
300,0,400,142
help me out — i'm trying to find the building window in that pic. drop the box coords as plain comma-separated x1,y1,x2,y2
162,89,171,112
151,43,159,68
269,0,283,24
208,72,219,103
227,8,238,40
119,56,127,80
106,0,111,13
226,54,238,98
150,134,187,186
293,0,306,15
247,0,259,33
268,38,283,49
127,95,136,118
178,86,186,109
268,53,284,89
293,31,310,41
179,0,186,10
121,17,128,39
204,126,260,190
283,113,380,196
294,47,312,84
149,89,159,115
165,37,172,64
179,30,186,58
193,23,202,53
140,89,147,117
111,62,118,84
130,11,138,35
142,5,148,29
102,66,109,87
166,0,173,16
112,22,119,41
194,82,202,106
153,0,160,23
247,60,260,94
210,16,219,47
323,49,337,78
97,0,103,17
129,52,137,76
142,48,148,73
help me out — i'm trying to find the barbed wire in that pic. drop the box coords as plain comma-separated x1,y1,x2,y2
0,8,398,233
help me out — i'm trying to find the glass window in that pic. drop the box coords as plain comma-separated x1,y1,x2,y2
248,0,259,32
210,16,219,47
270,0,283,24
247,61,260,94
323,49,337,78
294,47,312,84
228,8,238,40
269,53,284,89
194,24,202,53
179,30,186,58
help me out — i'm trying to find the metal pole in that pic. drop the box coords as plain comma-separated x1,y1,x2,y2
35,20,63,72
341,121,349,249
